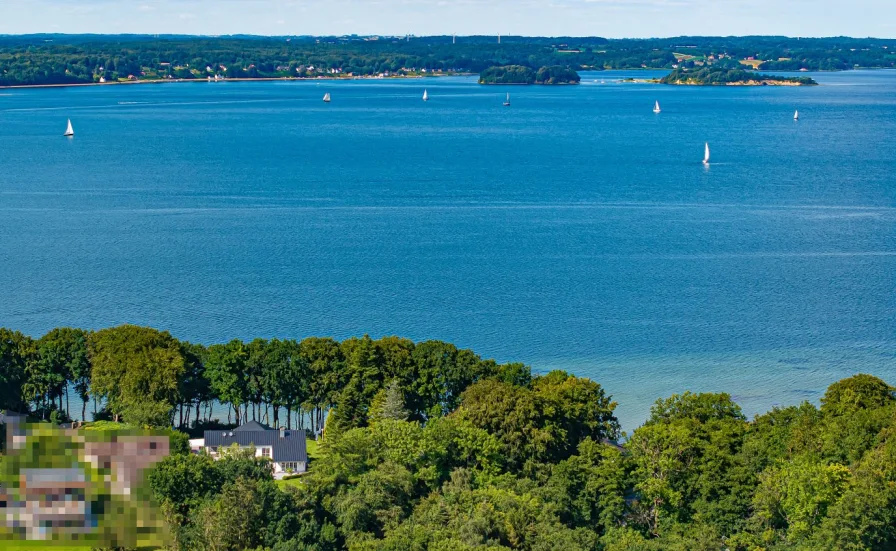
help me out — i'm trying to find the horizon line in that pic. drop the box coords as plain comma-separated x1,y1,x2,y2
1,33,895,41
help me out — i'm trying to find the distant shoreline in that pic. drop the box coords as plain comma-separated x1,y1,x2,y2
6,67,875,91
619,78,814,86
0,73,472,90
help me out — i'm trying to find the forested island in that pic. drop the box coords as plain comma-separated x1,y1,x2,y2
2,324,896,550
0,34,893,87
479,65,580,84
660,64,818,86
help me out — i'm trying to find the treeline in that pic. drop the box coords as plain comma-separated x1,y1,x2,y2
3,325,896,549
479,65,537,84
536,65,581,84
479,65,580,85
144,372,896,550
0,325,534,433
1,35,894,86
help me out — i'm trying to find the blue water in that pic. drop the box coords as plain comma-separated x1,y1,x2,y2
2,70,895,430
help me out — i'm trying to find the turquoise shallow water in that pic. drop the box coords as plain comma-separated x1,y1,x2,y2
1,70,895,429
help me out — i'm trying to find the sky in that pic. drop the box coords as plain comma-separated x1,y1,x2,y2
0,0,893,38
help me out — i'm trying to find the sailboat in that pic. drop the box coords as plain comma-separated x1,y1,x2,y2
793,109,799,121
653,100,661,114
423,89,429,102
702,143,710,165
503,93,510,107
64,119,74,137
323,93,331,103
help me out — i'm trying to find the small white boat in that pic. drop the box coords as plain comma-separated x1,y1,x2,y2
64,119,74,137
653,100,661,114
703,143,710,165
423,89,429,102
793,109,799,121
323,93,331,103
503,92,510,107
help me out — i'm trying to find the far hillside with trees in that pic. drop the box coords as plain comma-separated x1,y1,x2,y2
0,35,893,87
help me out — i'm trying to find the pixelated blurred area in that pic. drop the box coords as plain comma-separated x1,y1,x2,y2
0,414,170,548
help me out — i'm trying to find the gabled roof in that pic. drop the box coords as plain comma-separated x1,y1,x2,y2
233,420,271,432
204,424,307,464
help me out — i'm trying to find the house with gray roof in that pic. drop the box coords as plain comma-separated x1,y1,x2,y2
202,421,308,474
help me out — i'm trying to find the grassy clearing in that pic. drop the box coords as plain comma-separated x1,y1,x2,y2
307,438,323,460
739,59,763,69
275,476,306,489
0,544,90,551
0,543,158,550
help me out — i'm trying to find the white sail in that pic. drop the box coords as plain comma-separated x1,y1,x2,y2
504,92,510,106
64,119,74,137
423,89,428,101
323,93,331,102
794,109,799,120
703,143,710,165
654,100,661,113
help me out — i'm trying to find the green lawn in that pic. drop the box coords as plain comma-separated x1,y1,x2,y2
0,544,90,551
1,542,160,550
307,438,323,460
0,543,161,551
276,476,305,489
1,536,161,550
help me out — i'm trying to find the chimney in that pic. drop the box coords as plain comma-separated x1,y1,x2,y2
279,426,286,438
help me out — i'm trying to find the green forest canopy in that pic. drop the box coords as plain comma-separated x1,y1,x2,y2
479,65,537,84
0,34,894,86
479,65,580,85
2,325,896,549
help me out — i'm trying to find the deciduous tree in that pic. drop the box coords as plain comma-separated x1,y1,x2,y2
88,325,185,426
